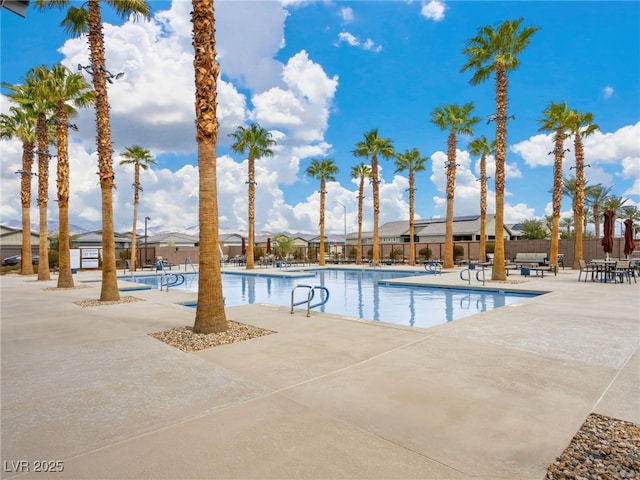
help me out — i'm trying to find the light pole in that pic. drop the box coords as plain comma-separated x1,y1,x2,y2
335,201,346,261
144,216,150,266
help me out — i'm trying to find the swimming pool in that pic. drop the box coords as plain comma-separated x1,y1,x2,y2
123,269,539,329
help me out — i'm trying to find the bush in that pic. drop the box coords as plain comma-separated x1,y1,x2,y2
418,247,432,261
485,243,495,254
48,249,59,269
389,248,403,261
453,244,464,260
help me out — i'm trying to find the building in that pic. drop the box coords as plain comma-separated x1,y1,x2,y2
0,225,39,258
352,215,511,245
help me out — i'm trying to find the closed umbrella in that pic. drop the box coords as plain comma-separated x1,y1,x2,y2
624,218,636,258
601,210,615,259
266,237,271,255
241,237,246,256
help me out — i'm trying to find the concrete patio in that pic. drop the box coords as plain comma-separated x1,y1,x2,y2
1,265,638,479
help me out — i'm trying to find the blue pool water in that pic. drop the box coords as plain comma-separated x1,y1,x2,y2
123,269,539,329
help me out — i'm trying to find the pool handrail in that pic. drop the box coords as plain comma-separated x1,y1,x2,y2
425,261,442,275
161,272,185,292
291,284,330,317
184,257,197,273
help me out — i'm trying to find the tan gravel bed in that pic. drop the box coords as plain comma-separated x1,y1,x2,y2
149,322,276,352
546,413,639,479
73,296,145,308
43,285,93,291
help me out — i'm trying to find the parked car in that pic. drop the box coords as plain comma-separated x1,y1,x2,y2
2,255,39,266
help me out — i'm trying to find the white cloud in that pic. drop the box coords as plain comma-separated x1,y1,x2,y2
511,122,640,172
421,0,446,21
336,31,382,53
339,7,354,24
603,85,614,99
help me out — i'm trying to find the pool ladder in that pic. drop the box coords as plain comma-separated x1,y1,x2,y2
290,284,330,317
153,262,184,291
460,264,486,286
424,261,442,275
160,272,185,291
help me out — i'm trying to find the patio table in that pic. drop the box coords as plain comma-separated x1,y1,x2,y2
589,260,617,283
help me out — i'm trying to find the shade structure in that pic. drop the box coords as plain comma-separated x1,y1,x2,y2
266,237,271,255
601,210,615,256
241,237,246,255
624,218,636,258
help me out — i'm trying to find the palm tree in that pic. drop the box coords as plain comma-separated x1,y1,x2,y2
350,162,371,265
566,110,598,268
560,216,574,238
431,103,479,269
352,129,394,266
520,218,549,240
394,148,427,266
48,64,94,288
0,105,37,275
36,0,150,300
191,0,226,334
119,145,156,272
561,176,579,231
461,18,539,280
585,184,613,238
602,195,629,237
538,101,572,272
6,66,57,281
229,123,276,270
468,135,495,263
620,205,640,238
306,159,339,266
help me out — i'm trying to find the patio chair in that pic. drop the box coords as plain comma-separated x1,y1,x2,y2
613,260,633,284
578,259,597,282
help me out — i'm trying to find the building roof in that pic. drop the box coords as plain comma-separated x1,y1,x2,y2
378,221,411,237
414,215,495,237
147,232,199,244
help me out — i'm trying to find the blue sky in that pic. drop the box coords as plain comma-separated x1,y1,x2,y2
1,1,638,236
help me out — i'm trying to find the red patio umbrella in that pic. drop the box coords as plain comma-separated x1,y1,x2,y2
266,237,271,255
624,218,636,258
601,210,615,258
241,237,246,256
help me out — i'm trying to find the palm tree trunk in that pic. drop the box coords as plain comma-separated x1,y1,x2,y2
87,0,119,301
573,135,585,268
56,105,74,288
20,142,34,276
36,112,50,281
319,179,326,266
247,157,255,269
492,65,508,281
371,154,379,265
130,163,140,271
479,154,487,263
195,144,227,333
408,170,415,266
549,128,564,272
357,180,364,265
192,0,227,334
444,131,456,269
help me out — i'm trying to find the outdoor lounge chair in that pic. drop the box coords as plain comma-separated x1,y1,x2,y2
578,259,597,282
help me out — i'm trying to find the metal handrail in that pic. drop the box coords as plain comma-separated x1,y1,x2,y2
161,273,185,292
460,265,486,286
122,259,134,278
184,257,197,273
290,284,330,317
425,261,442,275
